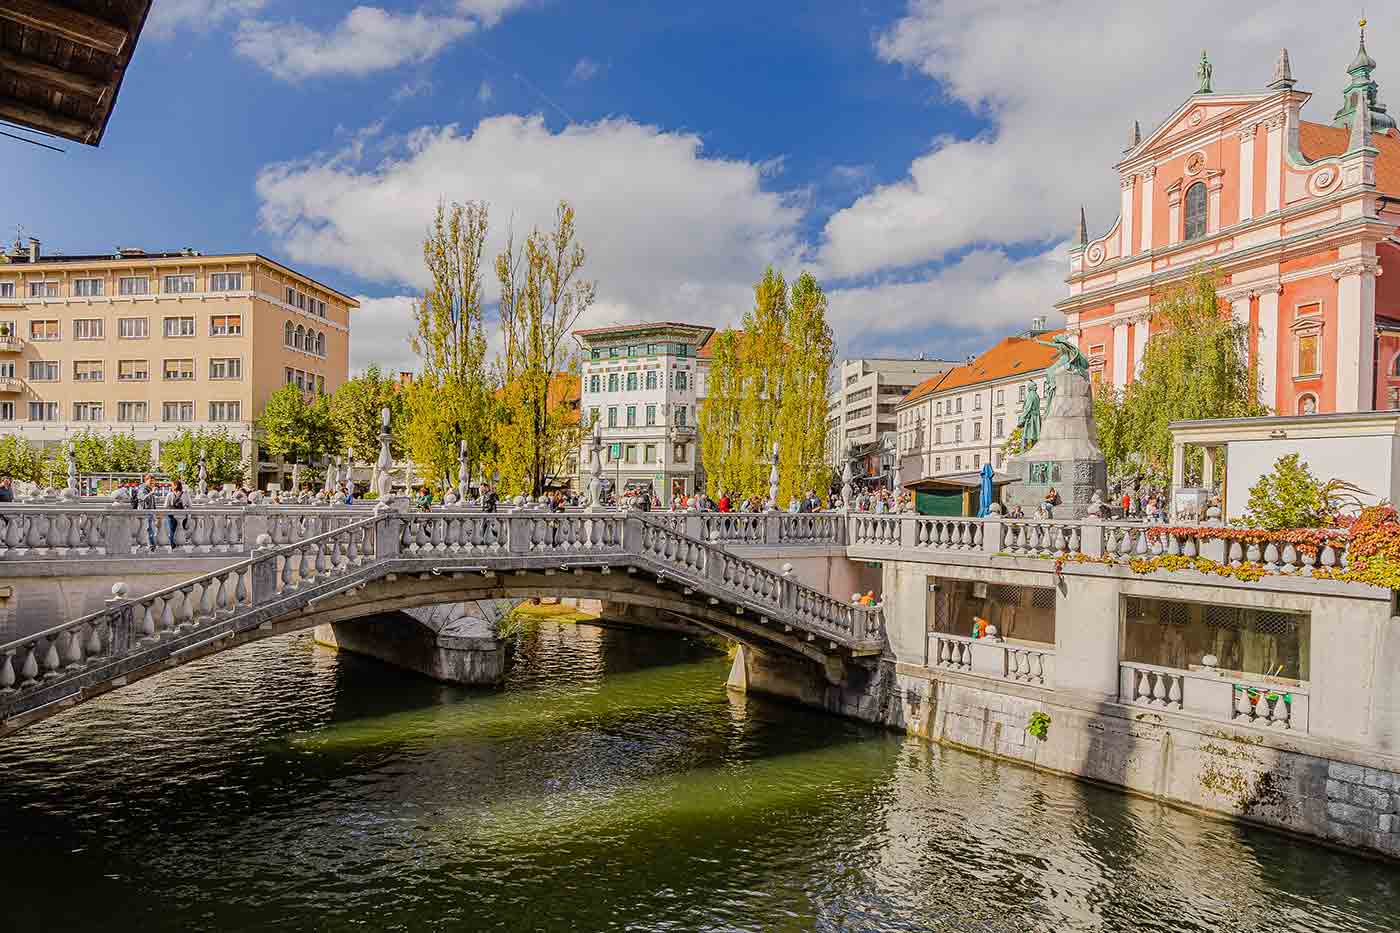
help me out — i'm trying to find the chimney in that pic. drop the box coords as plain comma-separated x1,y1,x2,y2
27,238,39,263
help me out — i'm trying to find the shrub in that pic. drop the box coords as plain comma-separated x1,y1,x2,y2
1243,454,1329,529
1027,711,1051,741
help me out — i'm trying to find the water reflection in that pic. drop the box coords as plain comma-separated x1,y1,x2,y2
0,619,1394,932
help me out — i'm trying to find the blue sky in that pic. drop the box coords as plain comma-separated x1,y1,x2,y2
1,1,1391,371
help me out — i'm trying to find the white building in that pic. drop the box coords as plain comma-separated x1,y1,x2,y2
826,357,956,470
896,331,1059,513
573,322,714,500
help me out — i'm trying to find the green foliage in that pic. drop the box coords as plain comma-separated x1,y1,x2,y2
158,428,246,486
1093,270,1265,483
1027,711,1051,741
67,431,152,474
0,435,58,485
1243,454,1329,530
699,267,835,502
256,383,336,466
329,364,405,463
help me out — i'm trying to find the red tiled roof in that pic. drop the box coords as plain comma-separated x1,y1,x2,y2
1298,120,1400,197
902,331,1063,404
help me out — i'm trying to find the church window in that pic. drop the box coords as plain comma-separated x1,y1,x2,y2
1390,353,1400,378
1183,182,1208,241
1296,333,1320,378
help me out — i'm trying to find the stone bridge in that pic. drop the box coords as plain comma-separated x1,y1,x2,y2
0,511,884,737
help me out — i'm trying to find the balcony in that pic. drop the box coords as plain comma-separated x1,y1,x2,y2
0,335,23,353
0,376,24,392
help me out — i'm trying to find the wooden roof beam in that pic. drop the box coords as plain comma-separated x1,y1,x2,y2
0,48,108,100
0,0,129,57
0,95,91,143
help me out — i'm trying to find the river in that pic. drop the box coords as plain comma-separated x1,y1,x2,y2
1,617,1396,932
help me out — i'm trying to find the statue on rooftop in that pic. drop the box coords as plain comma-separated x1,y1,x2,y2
1196,50,1213,94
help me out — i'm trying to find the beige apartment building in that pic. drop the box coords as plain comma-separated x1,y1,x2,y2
0,239,355,484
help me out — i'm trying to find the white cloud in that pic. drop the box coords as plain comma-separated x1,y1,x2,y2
145,0,265,37
234,3,529,81
349,295,418,372
570,58,602,83
477,80,495,104
827,246,1066,358
819,0,1397,278
256,115,805,350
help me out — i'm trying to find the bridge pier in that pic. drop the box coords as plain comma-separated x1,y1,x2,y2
727,642,900,728
314,603,508,686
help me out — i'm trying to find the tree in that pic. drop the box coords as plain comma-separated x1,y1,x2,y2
492,201,596,497
68,431,152,474
157,428,245,486
329,364,405,463
0,436,56,486
1094,269,1264,483
699,267,835,502
774,272,835,503
405,201,497,487
256,383,336,468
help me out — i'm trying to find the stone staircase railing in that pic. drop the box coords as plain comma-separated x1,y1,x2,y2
0,511,884,729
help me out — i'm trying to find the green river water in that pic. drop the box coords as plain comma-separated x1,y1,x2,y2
1,618,1398,932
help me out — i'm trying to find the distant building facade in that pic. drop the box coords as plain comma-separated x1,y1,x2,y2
0,240,355,482
573,322,713,499
896,332,1059,511
1059,25,1400,416
826,357,956,474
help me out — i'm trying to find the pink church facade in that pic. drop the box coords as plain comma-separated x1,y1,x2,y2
1058,27,1400,416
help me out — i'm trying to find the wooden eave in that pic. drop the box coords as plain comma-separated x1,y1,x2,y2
0,0,152,146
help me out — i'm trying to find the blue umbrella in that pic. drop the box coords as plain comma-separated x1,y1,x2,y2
977,462,995,517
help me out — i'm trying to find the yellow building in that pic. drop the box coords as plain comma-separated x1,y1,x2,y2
0,238,356,484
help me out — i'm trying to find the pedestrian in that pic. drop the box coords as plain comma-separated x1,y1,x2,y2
415,486,433,512
162,480,188,544
481,483,498,513
0,477,13,503
136,474,158,546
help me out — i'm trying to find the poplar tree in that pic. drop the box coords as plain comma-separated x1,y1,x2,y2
408,200,496,487
1095,269,1264,482
775,272,835,503
699,267,834,502
491,201,595,497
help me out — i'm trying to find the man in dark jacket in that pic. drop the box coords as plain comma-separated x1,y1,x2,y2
481,484,498,513
0,478,12,503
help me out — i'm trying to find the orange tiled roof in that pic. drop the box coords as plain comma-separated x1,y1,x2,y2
902,330,1063,404
1298,120,1400,197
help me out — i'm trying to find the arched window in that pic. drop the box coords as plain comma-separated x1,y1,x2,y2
284,321,294,347
315,332,325,356
294,324,305,350
1297,394,1318,416
1390,353,1400,378
1184,182,1208,241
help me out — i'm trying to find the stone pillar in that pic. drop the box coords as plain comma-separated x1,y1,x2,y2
1207,174,1224,234
1138,168,1155,253
1131,316,1149,379
1168,185,1182,246
1257,286,1280,410
1111,322,1130,390
1171,443,1187,495
1237,124,1256,222
1202,446,1217,490
1334,259,1379,412
1052,576,1120,701
1119,175,1135,258
1264,115,1284,213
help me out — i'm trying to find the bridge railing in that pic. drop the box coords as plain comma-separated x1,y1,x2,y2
847,514,1355,573
0,513,383,698
0,511,880,722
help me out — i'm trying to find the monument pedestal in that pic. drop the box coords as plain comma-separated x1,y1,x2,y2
1002,369,1107,520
